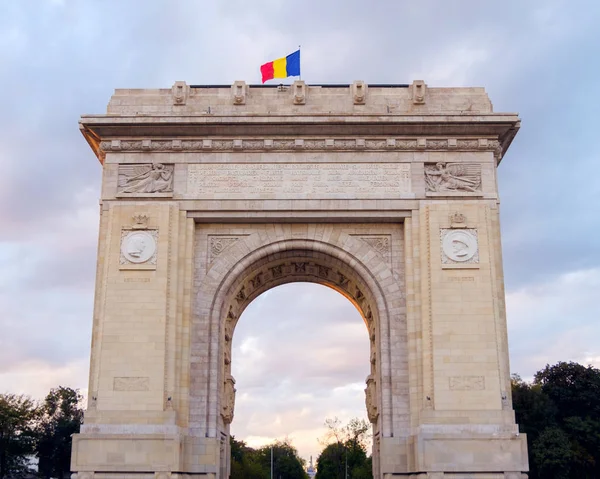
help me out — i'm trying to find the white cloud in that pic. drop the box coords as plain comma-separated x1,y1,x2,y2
507,267,600,379
231,283,370,461
0,0,598,467
0,358,89,400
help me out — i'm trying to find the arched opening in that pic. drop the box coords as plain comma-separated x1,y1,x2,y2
200,242,390,478
191,232,405,479
230,282,371,467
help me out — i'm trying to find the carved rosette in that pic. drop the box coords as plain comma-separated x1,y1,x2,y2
365,374,379,423
208,236,243,264
355,235,391,265
221,375,236,424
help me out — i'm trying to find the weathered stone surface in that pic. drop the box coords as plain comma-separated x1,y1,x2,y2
73,82,527,478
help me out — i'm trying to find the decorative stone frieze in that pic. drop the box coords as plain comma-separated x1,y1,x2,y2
100,138,500,153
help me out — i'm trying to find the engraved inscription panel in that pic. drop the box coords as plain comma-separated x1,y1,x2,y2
449,376,485,391
187,163,411,199
113,377,150,391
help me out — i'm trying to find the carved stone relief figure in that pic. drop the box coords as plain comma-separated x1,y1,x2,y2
118,163,173,194
222,375,236,424
367,317,376,342
120,230,158,265
424,162,481,193
365,374,378,423
370,349,377,366
440,229,479,264
224,318,234,343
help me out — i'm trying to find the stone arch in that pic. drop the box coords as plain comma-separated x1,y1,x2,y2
190,232,404,449
219,249,381,417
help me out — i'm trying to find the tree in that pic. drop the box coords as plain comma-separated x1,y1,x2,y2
534,362,600,478
512,362,600,479
230,436,268,479
316,442,345,479
229,436,307,479
532,427,573,479
534,362,600,421
257,439,307,479
316,417,372,479
0,393,39,479
36,387,84,479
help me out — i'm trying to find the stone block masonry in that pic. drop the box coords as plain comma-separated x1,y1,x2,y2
73,81,527,478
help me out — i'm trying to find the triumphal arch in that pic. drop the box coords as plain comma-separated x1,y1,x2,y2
72,80,528,478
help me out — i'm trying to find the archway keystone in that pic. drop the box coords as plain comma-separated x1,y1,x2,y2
72,81,528,478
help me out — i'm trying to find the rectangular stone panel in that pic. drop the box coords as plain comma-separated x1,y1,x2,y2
186,163,411,199
114,377,150,391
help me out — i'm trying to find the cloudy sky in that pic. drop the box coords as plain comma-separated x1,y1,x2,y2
1,0,599,463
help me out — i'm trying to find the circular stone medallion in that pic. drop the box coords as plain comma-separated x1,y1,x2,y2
442,230,477,262
121,231,156,264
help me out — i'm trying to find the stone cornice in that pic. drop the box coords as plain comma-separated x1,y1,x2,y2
80,114,519,164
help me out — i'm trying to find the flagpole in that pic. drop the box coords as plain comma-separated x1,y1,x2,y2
298,44,302,81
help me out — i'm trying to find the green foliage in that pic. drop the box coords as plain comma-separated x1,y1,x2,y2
512,362,600,479
36,386,84,479
0,393,39,479
257,440,307,479
532,427,573,479
316,442,345,479
230,436,307,479
316,417,373,479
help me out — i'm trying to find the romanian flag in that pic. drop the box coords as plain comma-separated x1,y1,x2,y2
260,50,301,83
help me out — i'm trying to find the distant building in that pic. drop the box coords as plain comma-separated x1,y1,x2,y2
307,456,316,478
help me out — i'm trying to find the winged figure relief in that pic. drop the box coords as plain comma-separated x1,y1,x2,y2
425,162,481,193
118,163,174,193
